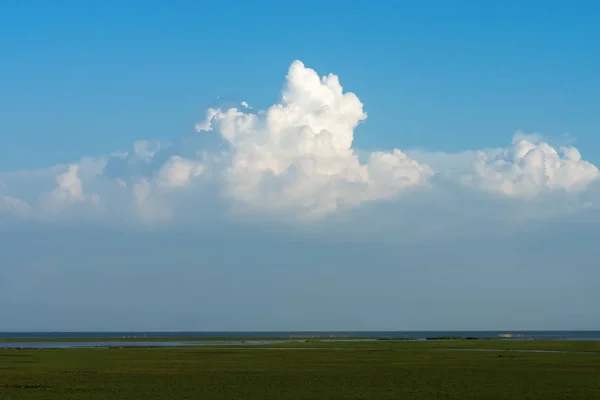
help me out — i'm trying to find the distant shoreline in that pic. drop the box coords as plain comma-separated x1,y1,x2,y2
2,330,599,342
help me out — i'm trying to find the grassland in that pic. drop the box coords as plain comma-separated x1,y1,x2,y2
248,338,600,352
1,340,600,399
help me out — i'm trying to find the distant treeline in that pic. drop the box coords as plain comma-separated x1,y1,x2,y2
377,336,501,341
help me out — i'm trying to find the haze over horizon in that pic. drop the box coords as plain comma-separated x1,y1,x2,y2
2,1,600,331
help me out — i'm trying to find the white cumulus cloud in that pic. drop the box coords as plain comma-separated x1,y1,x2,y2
156,156,204,189
199,60,433,217
0,60,598,228
39,164,102,215
463,134,600,198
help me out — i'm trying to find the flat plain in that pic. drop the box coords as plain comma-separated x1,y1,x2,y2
1,340,600,399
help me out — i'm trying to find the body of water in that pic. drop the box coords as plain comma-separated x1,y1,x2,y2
2,331,600,340
1,331,599,349
0,340,293,349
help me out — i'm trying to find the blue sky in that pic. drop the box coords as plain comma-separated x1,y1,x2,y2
1,1,600,331
2,0,599,169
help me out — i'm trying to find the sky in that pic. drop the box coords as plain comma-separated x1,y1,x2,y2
1,1,600,331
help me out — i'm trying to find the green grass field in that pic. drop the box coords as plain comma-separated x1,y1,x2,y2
2,340,600,399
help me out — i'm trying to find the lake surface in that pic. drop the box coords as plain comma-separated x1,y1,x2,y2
0,340,295,349
2,332,600,349
2,331,600,340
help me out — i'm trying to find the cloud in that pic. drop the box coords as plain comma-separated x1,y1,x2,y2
0,60,598,229
39,163,103,217
0,194,31,218
198,60,433,218
52,165,86,202
462,134,600,198
131,178,173,224
156,156,204,189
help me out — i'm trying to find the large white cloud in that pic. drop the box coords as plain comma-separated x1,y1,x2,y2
0,60,598,226
199,61,433,217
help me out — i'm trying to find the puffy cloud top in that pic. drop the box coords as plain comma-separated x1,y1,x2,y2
199,60,433,217
464,135,600,198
